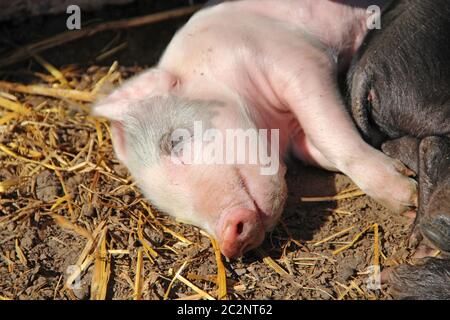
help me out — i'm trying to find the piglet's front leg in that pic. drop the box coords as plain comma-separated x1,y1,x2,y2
274,53,418,213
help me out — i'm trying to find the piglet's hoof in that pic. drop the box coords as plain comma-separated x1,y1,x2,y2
358,153,419,214
420,214,450,253
391,159,419,208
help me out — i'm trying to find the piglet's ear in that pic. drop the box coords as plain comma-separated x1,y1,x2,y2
109,120,127,164
91,68,178,163
92,67,179,121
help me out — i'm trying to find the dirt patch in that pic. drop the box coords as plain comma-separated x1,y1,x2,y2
35,170,62,202
0,1,418,300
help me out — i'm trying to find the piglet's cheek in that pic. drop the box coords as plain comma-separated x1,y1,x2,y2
160,156,189,185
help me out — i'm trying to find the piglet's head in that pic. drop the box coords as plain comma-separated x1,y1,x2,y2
92,68,287,258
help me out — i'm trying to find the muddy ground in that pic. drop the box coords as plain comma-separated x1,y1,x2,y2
0,0,416,300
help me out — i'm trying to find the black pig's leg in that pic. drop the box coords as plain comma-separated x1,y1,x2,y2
380,136,450,252
381,136,420,175
418,136,450,253
387,257,450,300
381,136,450,299
381,137,423,246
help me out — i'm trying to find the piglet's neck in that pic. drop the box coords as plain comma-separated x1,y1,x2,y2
179,79,289,157
178,77,237,104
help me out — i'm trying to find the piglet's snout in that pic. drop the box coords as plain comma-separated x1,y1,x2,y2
219,209,265,259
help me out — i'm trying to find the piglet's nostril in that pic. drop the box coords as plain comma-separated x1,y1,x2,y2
219,209,264,258
236,222,244,235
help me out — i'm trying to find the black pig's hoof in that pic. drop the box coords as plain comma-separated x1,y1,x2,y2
421,214,450,253
387,258,450,300
408,224,423,250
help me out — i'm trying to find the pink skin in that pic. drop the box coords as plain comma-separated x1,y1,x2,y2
218,208,265,258
156,104,288,256
94,0,417,258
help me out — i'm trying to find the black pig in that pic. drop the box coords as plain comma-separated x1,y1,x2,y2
347,0,450,299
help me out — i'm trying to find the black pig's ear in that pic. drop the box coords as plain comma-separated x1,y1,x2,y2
91,68,179,162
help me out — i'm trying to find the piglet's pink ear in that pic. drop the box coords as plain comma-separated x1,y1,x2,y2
91,67,179,163
109,120,127,164
92,67,179,121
